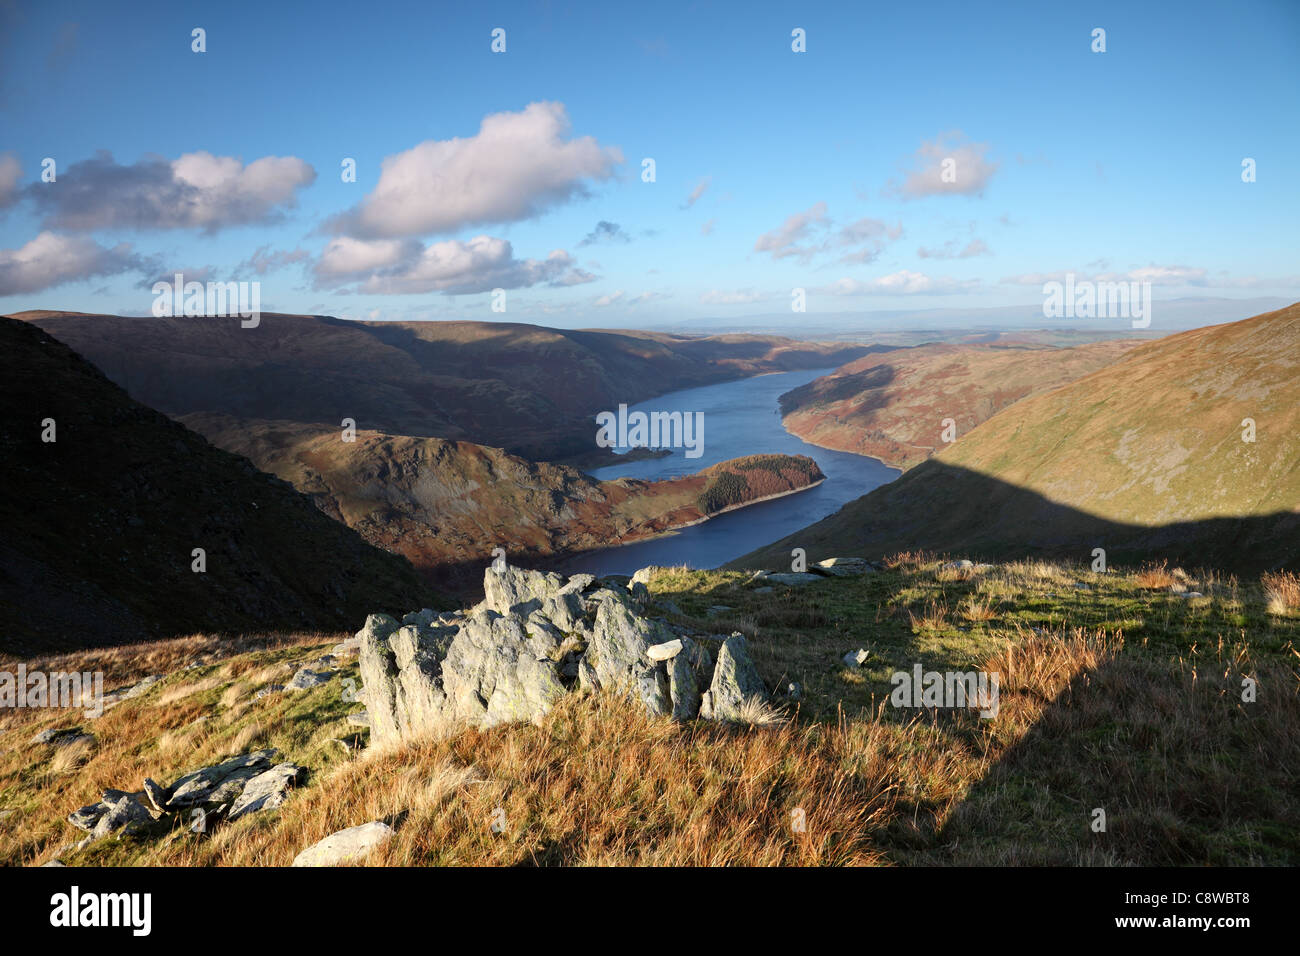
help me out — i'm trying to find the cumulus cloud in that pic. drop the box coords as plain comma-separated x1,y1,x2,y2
755,205,902,264
313,234,594,294
578,220,630,246
835,217,904,264
822,271,979,296
0,232,150,294
754,202,830,262
594,290,625,307
0,152,21,210
918,238,990,259
886,132,999,199
23,150,316,233
327,102,622,239
681,176,711,209
701,218,716,236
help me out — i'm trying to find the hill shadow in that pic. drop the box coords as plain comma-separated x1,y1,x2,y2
732,459,1300,575
923,644,1300,865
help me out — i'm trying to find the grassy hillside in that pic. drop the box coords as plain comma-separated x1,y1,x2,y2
4,555,1295,866
741,303,1300,573
779,339,1137,469
0,318,435,653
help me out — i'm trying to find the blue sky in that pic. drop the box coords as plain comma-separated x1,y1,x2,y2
1,0,1297,327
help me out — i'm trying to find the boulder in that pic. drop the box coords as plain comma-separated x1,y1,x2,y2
68,789,134,832
842,648,869,667
765,572,825,586
167,750,277,808
699,634,768,722
91,794,152,840
292,821,393,867
228,763,301,820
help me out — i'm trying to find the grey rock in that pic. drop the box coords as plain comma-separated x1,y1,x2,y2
286,666,333,691
656,599,683,616
699,634,768,722
330,636,362,657
90,794,152,840
631,566,664,587
97,674,162,714
167,750,277,808
579,588,676,714
765,572,825,586
68,789,133,832
346,711,371,727
402,608,438,626
665,636,710,721
29,727,90,747
942,560,975,570
292,821,393,867
706,605,733,616
228,763,301,820
842,648,869,667
142,778,171,813
253,684,285,700
440,611,567,728
646,639,684,661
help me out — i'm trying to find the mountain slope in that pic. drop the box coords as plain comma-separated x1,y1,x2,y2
20,312,871,462
0,317,434,653
182,412,822,579
737,303,1300,573
779,339,1138,469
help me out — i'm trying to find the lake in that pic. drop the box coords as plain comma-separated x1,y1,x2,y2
551,368,899,576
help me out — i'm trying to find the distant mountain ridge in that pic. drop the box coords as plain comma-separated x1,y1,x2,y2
18,311,872,462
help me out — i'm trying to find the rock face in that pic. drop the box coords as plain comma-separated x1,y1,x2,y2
700,634,767,722
358,567,771,746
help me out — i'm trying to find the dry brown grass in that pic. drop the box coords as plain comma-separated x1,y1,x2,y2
908,600,949,632
959,593,998,623
1263,570,1300,615
1135,560,1180,590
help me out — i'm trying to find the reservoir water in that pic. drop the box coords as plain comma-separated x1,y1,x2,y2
552,368,899,576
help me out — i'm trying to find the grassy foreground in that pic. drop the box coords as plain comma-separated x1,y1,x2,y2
1,557,1296,866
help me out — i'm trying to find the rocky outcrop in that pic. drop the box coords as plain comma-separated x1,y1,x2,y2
358,567,771,746
66,749,303,847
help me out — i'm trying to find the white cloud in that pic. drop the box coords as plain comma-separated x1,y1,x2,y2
0,231,149,294
918,238,990,259
314,234,593,294
681,176,711,209
823,271,979,296
26,150,315,232
328,102,622,238
754,202,830,261
887,132,999,199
